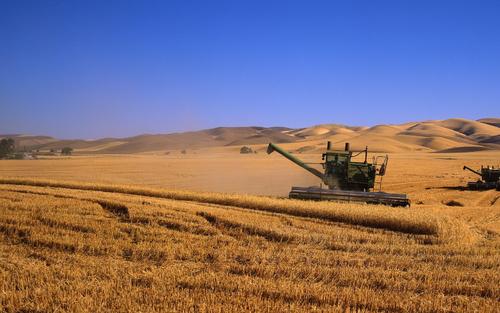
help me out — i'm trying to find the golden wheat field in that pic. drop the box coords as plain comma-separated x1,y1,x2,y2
0,151,499,312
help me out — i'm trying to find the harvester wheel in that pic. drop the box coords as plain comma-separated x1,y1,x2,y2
496,181,500,191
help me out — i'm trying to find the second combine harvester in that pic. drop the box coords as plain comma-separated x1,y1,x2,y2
267,142,410,207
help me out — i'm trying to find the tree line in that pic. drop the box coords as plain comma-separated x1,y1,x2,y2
0,138,74,159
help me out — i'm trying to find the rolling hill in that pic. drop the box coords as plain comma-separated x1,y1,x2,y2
2,118,499,154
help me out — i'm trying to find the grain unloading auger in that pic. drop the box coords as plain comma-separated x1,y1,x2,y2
267,142,410,207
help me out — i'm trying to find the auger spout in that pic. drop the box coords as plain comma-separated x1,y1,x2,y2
267,143,324,180
463,166,481,176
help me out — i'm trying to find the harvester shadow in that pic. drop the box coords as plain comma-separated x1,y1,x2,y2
425,186,467,191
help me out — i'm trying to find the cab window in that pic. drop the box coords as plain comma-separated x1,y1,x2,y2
326,154,347,163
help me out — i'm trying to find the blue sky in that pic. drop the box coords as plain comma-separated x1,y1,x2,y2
1,0,499,139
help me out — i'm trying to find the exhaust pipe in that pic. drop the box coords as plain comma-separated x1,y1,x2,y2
327,141,331,150
344,142,350,151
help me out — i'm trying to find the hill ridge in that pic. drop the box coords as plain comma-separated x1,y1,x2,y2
1,117,498,153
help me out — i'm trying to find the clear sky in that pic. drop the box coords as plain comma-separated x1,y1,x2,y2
1,0,499,139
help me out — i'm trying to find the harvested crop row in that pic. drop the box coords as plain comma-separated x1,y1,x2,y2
0,178,450,237
0,186,498,313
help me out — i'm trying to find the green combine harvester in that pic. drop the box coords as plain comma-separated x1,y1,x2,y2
267,141,410,207
463,165,500,190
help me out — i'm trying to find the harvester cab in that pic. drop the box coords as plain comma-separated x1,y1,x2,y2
321,142,378,192
267,141,410,207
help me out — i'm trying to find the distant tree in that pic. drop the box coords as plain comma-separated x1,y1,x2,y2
240,146,253,154
0,138,15,158
50,148,56,153
181,149,187,154
61,147,73,155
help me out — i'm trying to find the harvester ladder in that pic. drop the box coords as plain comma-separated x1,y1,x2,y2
373,155,388,192
375,176,383,192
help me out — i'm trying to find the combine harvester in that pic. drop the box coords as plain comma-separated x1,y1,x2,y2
463,165,500,191
267,142,410,207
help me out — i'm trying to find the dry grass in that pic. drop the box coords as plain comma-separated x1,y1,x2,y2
0,178,453,237
0,179,498,312
0,152,499,312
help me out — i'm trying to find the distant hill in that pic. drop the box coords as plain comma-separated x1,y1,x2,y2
2,118,499,154
478,117,500,128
